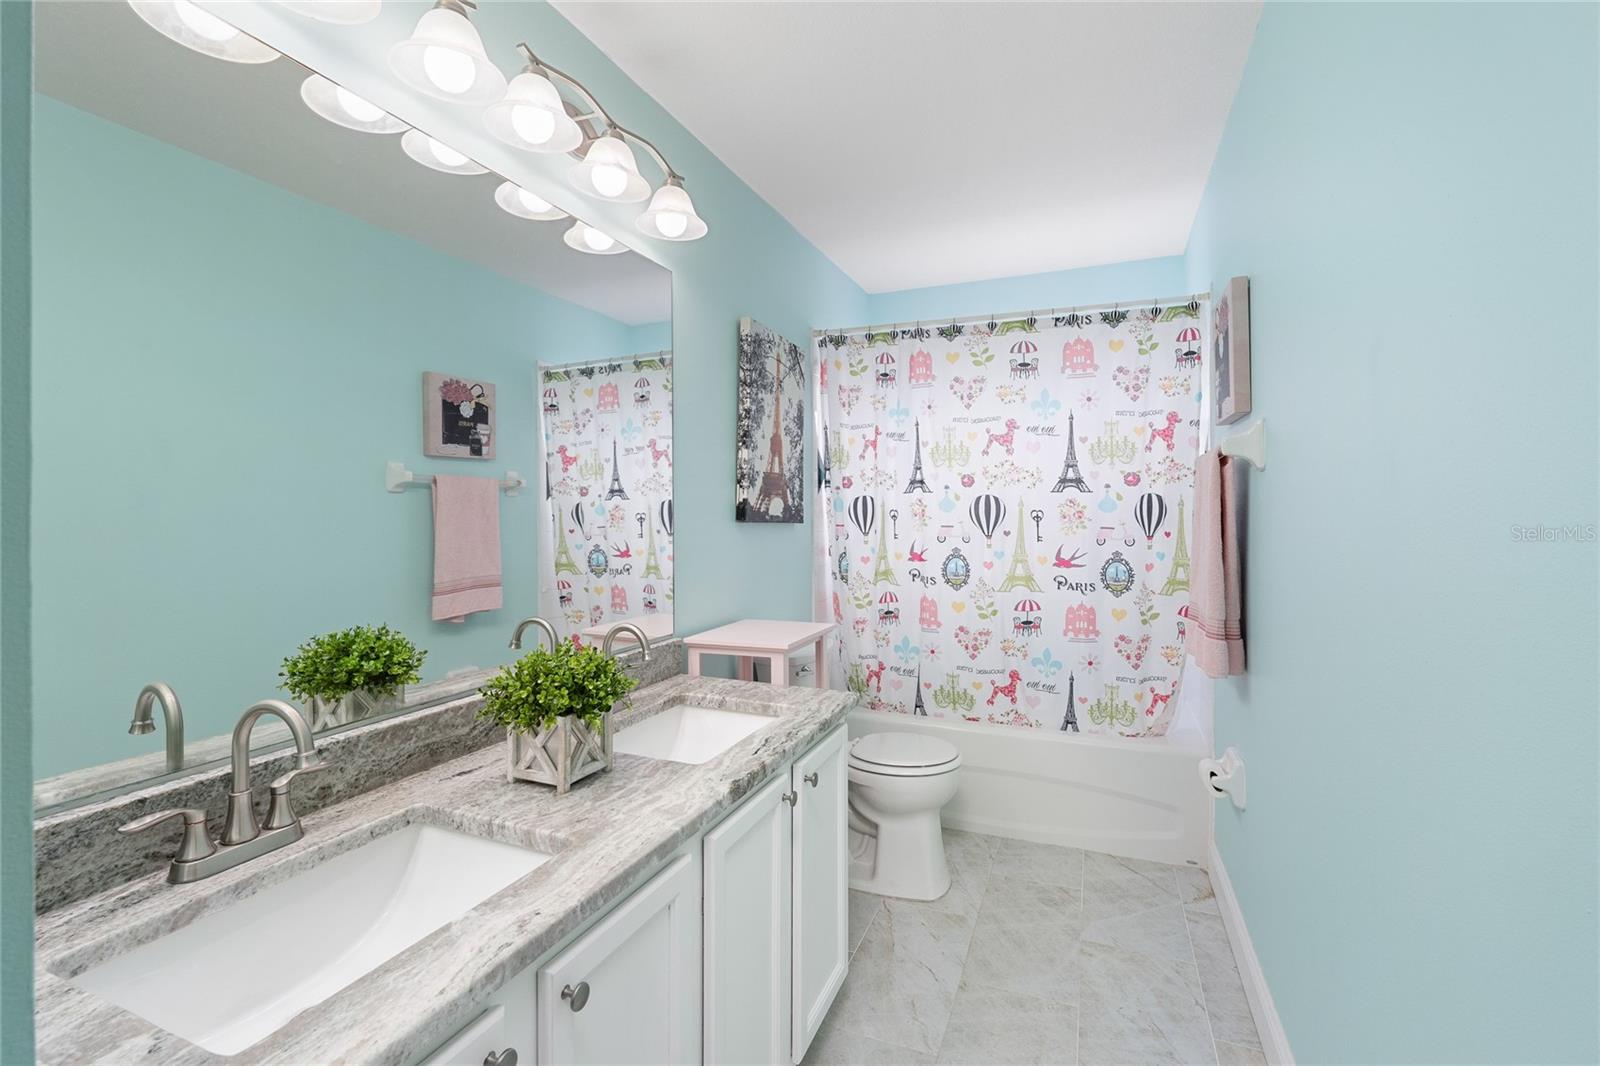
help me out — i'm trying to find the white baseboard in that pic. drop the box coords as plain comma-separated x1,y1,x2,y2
1207,840,1294,1065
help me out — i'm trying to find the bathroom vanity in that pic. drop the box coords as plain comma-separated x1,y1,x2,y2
32,676,855,1065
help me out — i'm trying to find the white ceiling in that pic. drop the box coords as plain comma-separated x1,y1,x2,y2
554,0,1261,294
34,0,671,326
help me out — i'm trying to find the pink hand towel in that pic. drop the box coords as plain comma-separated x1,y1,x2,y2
1185,449,1245,677
431,474,503,623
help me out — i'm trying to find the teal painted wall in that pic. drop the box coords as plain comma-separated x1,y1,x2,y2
864,256,1189,326
228,0,873,642
0,0,32,1057
1182,3,1599,1062
30,96,656,778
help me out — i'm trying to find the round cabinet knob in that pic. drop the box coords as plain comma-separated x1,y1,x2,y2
483,1050,518,1066
781,790,799,806
804,772,819,788
561,981,591,1012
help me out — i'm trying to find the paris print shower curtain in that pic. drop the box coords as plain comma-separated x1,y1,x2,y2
538,354,673,639
812,303,1203,736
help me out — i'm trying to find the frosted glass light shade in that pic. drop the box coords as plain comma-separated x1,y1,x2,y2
494,182,568,222
401,130,488,175
127,1,279,63
301,75,407,134
388,5,506,104
563,221,626,255
277,0,380,23
484,70,582,154
568,134,650,203
636,182,707,241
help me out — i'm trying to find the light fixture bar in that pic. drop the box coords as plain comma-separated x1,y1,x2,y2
516,44,684,184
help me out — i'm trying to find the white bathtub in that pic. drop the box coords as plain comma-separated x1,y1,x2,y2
846,710,1211,867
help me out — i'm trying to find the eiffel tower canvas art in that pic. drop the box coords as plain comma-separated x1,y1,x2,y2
735,318,806,523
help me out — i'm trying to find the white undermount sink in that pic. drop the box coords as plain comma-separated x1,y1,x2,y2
72,823,549,1055
612,704,776,764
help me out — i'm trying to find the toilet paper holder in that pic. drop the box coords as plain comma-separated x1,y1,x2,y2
1199,747,1246,810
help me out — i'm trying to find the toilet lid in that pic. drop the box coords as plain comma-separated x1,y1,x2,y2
849,732,959,770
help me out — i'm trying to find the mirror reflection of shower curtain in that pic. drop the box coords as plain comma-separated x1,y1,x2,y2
538,354,673,639
811,303,1203,737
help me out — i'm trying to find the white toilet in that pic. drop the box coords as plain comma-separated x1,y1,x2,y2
846,733,962,901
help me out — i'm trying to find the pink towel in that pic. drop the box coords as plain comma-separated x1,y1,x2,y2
431,474,503,623
1185,449,1245,677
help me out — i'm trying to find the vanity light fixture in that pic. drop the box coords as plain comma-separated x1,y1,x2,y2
494,181,569,222
127,0,279,64
501,43,708,240
637,178,707,242
569,131,651,203
400,130,489,175
563,220,626,256
300,75,407,134
389,0,506,104
277,0,380,24
484,46,583,154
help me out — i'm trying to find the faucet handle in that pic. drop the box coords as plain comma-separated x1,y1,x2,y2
264,760,327,831
118,808,216,864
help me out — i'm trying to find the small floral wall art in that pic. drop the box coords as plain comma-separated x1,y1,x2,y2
735,317,807,523
424,372,496,459
1212,276,1251,425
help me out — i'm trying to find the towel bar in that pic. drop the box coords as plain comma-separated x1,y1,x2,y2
1218,419,1266,470
385,461,525,495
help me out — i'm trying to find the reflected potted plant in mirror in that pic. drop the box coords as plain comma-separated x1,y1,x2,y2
280,625,427,731
479,642,637,794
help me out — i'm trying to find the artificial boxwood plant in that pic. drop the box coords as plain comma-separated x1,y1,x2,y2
279,624,426,704
478,641,637,734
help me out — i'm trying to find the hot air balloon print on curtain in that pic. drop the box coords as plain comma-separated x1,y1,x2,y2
1135,492,1168,547
849,494,877,540
969,493,1006,545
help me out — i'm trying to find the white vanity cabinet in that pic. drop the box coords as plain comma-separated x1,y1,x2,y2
536,850,702,1066
704,724,849,1065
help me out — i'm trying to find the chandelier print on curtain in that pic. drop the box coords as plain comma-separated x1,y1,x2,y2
538,354,673,637
813,302,1204,736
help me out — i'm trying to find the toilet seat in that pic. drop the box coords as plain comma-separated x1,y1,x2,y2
848,733,960,778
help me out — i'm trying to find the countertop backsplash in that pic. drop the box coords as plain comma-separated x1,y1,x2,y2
33,640,685,914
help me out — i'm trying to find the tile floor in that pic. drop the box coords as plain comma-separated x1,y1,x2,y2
803,831,1264,1066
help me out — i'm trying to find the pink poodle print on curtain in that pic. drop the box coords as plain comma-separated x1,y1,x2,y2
812,302,1204,737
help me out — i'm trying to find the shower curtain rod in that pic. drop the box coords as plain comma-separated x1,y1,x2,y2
813,291,1211,339
539,350,672,373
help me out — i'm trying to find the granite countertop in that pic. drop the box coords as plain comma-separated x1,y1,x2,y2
33,675,856,1065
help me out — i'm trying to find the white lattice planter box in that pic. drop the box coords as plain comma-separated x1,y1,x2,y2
505,713,613,794
307,687,404,732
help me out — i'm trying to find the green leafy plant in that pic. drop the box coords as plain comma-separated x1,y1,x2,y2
280,624,426,704
477,642,637,734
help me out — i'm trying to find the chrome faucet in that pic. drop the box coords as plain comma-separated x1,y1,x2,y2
119,699,326,884
601,622,652,661
509,615,558,652
128,681,185,774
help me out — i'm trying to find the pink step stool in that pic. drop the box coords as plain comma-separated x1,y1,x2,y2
683,619,835,688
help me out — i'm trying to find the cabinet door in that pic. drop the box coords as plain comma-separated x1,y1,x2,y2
704,775,792,1065
790,725,849,1064
537,850,701,1066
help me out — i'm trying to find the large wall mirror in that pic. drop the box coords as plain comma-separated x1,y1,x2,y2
32,1,673,810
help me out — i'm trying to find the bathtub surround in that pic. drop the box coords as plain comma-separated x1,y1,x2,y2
1182,3,1599,1062
33,642,682,915
814,301,1204,738
33,675,854,1065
